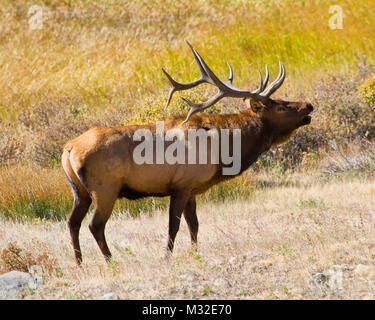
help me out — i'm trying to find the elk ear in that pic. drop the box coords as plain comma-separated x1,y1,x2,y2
247,99,265,114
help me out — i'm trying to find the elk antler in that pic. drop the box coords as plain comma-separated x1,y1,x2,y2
162,41,234,110
162,41,286,123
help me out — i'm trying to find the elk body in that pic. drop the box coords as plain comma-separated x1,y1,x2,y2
62,42,313,264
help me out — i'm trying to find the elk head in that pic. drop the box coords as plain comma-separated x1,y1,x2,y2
247,98,313,144
163,41,313,143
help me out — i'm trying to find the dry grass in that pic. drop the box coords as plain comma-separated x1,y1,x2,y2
1,172,375,299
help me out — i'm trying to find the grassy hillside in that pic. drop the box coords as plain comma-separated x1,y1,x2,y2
0,0,374,122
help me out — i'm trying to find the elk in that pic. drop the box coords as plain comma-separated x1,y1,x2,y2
62,41,313,265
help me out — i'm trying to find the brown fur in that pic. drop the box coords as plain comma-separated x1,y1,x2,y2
62,99,313,264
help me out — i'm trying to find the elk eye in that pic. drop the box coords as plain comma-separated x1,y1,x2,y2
277,106,287,112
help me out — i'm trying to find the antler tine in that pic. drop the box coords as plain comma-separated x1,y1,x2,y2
259,62,285,98
163,41,237,110
180,44,245,122
164,85,176,111
189,41,234,87
227,62,233,84
162,41,211,109
162,68,206,109
181,92,225,123
262,65,269,90
251,64,269,94
253,70,263,94
190,45,235,94
185,40,212,83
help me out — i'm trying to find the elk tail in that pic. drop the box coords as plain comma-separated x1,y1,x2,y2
62,144,90,201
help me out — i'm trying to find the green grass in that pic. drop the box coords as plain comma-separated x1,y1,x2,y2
0,197,72,221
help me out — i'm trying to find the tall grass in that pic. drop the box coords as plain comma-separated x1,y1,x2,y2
0,164,260,220
0,0,374,122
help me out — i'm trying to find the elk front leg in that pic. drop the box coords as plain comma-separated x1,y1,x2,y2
166,191,191,255
183,196,198,249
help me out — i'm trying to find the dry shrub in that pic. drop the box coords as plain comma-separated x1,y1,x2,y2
0,98,129,166
0,241,58,277
358,74,375,109
322,139,375,175
0,130,25,162
0,242,32,273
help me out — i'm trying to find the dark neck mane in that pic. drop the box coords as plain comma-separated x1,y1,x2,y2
213,111,271,174
166,109,276,179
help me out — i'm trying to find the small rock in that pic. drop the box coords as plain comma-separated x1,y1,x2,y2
327,265,344,291
311,272,328,284
170,282,199,296
308,272,328,295
0,271,43,300
100,292,119,300
170,286,187,295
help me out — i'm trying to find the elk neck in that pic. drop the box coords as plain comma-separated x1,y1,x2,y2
229,109,275,175
167,108,282,177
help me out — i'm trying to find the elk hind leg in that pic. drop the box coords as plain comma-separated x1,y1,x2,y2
66,179,92,265
89,189,118,262
183,196,198,250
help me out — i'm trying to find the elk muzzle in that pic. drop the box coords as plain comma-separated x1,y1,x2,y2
300,102,314,126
